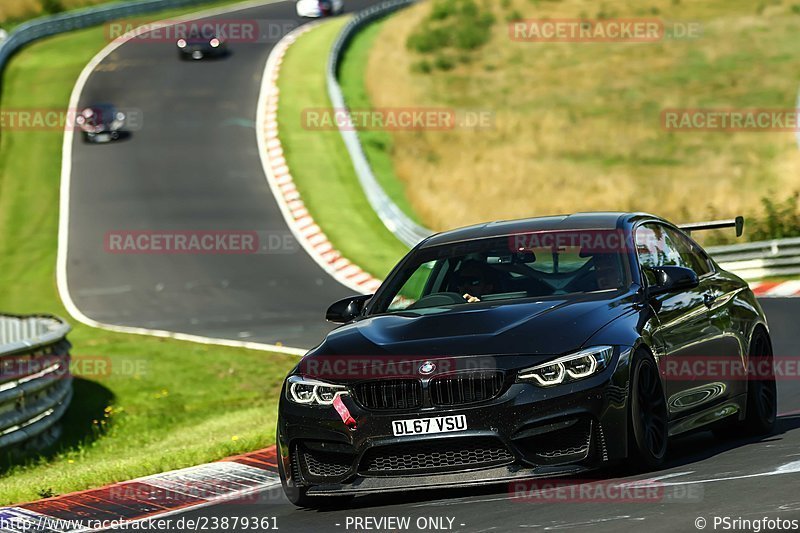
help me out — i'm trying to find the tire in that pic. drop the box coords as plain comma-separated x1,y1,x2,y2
283,483,314,507
713,329,777,438
628,350,668,469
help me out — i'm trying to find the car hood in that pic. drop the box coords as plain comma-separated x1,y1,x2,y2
309,291,639,361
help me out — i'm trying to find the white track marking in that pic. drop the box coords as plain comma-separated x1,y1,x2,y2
645,459,800,487
57,0,309,357
616,471,694,486
417,460,800,507
542,516,642,531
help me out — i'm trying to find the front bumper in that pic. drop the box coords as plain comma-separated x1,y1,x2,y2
277,348,632,496
82,128,122,143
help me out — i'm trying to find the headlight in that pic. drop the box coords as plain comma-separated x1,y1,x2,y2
209,38,220,48
286,375,347,405
177,39,187,48
518,346,613,387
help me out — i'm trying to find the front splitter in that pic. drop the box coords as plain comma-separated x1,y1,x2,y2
306,463,593,496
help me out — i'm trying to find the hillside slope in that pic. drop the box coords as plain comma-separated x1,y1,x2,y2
363,0,800,241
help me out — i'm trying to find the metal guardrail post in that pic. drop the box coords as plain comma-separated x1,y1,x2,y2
0,314,72,451
326,0,434,249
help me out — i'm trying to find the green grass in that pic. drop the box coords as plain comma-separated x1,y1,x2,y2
277,18,410,279
337,18,423,225
0,0,297,505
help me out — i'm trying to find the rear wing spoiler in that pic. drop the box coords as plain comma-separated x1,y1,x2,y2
678,216,744,237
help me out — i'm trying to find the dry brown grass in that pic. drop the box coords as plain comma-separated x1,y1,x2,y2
0,0,115,24
365,0,800,239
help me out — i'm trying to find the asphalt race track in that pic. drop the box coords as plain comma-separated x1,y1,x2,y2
151,300,800,532
63,2,800,531
65,0,373,348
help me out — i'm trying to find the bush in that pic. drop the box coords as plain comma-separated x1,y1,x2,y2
434,54,455,70
460,0,479,18
407,26,451,53
41,0,64,14
430,0,453,20
411,59,433,73
455,12,495,49
748,193,800,241
506,9,523,22
406,0,496,58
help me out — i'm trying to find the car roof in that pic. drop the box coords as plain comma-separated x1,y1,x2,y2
419,212,660,248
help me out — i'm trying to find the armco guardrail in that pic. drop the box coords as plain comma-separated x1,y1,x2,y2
707,237,800,281
0,314,72,450
327,0,434,248
0,0,220,92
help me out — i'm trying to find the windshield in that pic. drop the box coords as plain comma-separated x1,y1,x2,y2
373,230,631,314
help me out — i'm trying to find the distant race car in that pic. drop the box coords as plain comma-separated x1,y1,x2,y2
75,104,126,143
177,29,226,60
277,212,777,508
295,0,343,17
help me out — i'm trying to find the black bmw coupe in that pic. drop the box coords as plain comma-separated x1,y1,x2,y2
75,104,126,143
277,212,776,507
176,29,227,60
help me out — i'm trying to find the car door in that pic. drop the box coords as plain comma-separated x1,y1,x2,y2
635,223,736,424
672,228,747,405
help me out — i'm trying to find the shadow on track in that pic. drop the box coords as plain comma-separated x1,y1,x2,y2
293,415,800,512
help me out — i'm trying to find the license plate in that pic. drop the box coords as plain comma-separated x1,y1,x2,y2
392,414,467,436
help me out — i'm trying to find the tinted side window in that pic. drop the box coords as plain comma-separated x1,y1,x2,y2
635,223,710,278
668,228,712,276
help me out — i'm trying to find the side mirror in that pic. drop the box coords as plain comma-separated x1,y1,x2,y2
325,294,372,323
646,266,699,297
